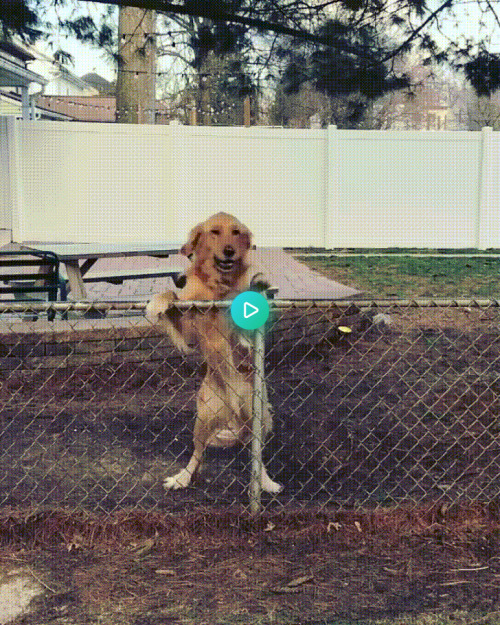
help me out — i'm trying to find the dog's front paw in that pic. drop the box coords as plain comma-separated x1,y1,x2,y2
146,291,178,323
249,272,270,293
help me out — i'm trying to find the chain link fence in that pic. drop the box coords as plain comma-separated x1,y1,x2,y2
1,298,500,515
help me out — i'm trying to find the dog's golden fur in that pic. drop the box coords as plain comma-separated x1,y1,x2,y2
146,212,281,493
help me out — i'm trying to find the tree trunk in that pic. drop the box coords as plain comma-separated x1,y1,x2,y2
116,7,156,124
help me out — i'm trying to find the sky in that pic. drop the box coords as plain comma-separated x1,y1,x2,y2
35,1,117,81
46,39,116,80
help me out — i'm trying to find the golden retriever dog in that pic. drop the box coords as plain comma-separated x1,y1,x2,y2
146,212,282,494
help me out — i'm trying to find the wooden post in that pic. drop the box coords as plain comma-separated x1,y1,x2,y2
189,105,197,126
244,96,251,127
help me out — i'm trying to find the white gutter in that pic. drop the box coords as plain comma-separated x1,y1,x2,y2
0,50,48,88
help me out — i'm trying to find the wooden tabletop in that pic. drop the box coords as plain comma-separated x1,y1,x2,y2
4,242,181,261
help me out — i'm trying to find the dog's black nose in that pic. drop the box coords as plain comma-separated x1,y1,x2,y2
223,246,235,257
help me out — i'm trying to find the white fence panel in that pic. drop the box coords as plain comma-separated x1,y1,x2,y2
13,121,174,243
478,128,500,249
0,118,499,249
327,130,482,248
172,125,326,248
0,118,14,243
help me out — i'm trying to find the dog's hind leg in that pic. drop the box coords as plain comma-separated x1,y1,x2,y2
164,375,230,491
164,442,205,490
164,410,210,491
256,414,282,495
259,463,282,494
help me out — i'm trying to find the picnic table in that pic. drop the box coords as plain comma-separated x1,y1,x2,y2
1,242,183,299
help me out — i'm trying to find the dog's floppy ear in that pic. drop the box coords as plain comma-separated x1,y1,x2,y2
240,228,252,250
181,224,203,257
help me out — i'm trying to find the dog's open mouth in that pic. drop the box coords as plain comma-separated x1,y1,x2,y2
214,256,236,272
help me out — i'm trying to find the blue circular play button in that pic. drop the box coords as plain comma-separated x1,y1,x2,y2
230,291,270,330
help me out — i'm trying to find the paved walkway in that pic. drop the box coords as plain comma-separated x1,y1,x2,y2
254,248,361,300
81,248,361,300
0,250,361,333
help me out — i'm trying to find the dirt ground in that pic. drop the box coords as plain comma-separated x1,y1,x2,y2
0,304,499,512
1,303,500,623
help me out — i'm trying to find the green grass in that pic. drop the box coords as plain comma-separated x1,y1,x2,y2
297,254,500,299
173,608,500,625
370,610,500,625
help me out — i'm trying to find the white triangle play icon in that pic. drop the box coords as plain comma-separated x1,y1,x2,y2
243,302,259,319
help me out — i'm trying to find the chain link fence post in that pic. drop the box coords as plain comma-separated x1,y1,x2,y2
249,325,265,515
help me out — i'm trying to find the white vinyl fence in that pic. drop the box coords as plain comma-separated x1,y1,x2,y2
1,117,499,249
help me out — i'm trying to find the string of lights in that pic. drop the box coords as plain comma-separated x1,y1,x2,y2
35,97,340,126
39,99,255,113
37,101,269,114
32,101,361,119
35,93,455,115
106,60,281,76
33,98,471,129
32,82,472,126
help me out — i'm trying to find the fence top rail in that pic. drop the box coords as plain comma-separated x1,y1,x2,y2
0,298,499,314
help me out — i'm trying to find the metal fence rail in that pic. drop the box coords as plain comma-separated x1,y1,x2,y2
1,299,499,515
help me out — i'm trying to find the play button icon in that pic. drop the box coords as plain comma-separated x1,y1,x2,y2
230,291,270,330
244,302,259,319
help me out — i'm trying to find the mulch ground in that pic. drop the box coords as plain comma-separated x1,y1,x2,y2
3,504,500,625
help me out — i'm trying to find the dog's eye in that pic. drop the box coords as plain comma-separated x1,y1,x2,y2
232,229,240,236
210,229,220,235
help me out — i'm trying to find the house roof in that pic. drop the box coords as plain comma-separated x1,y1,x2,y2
56,66,98,92
0,41,35,63
0,40,99,94
0,90,72,120
81,72,116,95
37,95,116,121
0,44,47,88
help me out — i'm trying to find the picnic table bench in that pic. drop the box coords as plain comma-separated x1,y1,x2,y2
82,266,186,287
1,242,183,300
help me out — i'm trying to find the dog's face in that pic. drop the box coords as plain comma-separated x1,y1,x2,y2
181,212,252,274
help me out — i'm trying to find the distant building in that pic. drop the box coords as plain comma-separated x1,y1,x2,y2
25,46,98,97
369,64,500,131
371,66,463,130
0,40,48,119
0,39,103,119
81,73,116,96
